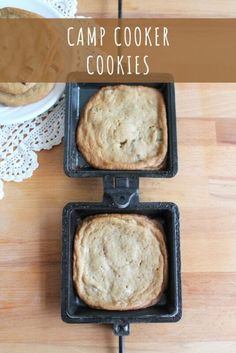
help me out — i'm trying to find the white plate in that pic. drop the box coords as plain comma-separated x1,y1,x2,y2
0,0,65,126
0,83,65,125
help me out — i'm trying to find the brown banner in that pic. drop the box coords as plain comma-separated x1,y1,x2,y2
0,19,236,82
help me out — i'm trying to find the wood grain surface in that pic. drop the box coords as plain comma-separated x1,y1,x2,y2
1,2,236,353
77,0,236,17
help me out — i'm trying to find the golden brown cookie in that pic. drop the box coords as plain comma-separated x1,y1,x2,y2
73,214,168,311
0,7,57,107
0,8,41,99
0,7,42,18
77,85,168,170
0,83,55,106
0,83,36,95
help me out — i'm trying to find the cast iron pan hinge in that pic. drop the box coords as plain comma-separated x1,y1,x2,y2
103,175,139,208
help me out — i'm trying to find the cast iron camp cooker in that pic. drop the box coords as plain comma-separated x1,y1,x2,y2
64,82,177,179
61,1,181,352
61,198,181,353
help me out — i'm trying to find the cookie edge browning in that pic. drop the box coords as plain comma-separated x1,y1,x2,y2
0,83,55,107
0,7,43,18
77,85,168,170
0,7,42,98
0,83,36,95
73,213,168,311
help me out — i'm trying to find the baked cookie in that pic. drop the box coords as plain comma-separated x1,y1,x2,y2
73,214,168,311
0,7,55,107
0,83,54,106
77,85,168,170
0,83,36,95
0,7,42,18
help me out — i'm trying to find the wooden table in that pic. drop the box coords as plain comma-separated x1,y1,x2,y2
1,2,236,353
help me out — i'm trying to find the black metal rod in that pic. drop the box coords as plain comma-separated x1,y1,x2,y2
118,0,122,18
119,336,124,353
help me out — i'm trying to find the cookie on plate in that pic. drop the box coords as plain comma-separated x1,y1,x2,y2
0,7,54,107
0,83,36,95
0,83,55,106
0,7,42,18
73,214,168,310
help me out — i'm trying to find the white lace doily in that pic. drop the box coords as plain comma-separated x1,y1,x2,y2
0,0,78,199
0,95,64,181
44,0,77,18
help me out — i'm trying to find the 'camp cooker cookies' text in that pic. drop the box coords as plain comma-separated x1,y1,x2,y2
67,26,170,76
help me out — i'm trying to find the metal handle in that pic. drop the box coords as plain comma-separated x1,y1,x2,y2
114,322,129,353
118,0,122,18
119,336,125,353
